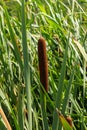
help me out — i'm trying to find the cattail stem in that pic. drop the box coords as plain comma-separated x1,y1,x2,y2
38,37,48,130
0,107,12,130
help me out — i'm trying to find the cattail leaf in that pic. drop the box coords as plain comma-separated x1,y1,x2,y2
0,107,12,130
56,108,73,130
21,0,32,129
52,35,69,130
0,88,20,130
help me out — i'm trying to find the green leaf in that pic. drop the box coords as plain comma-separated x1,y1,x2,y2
21,0,32,129
56,108,73,130
0,120,7,130
74,39,87,62
2,1,23,71
52,34,69,130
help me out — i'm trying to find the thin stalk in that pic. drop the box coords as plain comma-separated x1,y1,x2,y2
18,87,24,130
58,67,75,130
40,90,48,130
83,60,86,107
21,0,32,130
81,60,86,129
0,107,12,130
62,68,75,114
72,0,75,16
0,88,20,130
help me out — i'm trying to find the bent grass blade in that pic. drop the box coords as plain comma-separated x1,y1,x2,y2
56,108,73,130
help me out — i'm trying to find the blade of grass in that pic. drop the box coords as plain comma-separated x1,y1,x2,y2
0,107,12,130
0,120,7,130
0,88,20,130
44,0,55,19
62,67,75,114
21,0,32,130
58,66,75,130
32,109,39,130
40,91,48,130
17,88,24,130
73,39,87,62
70,94,87,129
56,108,73,130
52,35,69,130
81,60,86,129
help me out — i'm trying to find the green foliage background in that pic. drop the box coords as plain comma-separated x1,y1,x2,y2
0,0,87,130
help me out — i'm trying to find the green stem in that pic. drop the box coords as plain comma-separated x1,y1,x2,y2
21,0,32,129
18,88,24,130
52,35,69,130
40,90,48,130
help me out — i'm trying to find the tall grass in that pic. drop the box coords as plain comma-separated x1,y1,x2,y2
52,34,69,130
21,0,32,130
0,0,87,130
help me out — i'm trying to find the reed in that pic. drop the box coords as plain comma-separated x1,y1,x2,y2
38,37,48,92
0,107,12,130
38,37,48,130
21,0,32,129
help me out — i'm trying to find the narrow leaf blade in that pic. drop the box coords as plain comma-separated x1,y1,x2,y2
56,109,73,130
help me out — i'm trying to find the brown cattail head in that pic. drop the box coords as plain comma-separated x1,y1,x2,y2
66,116,73,128
38,37,48,92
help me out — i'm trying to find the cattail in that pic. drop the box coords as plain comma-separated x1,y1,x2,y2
38,37,48,92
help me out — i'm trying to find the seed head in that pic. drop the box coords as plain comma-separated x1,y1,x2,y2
38,37,48,92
